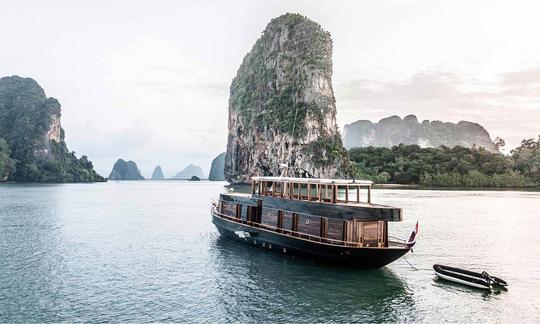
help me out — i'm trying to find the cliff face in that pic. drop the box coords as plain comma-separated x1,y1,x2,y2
151,165,165,180
109,159,144,180
0,75,104,182
208,152,225,181
343,115,498,152
224,13,350,183
172,164,205,179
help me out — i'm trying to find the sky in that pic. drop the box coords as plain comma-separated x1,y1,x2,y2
1,0,539,177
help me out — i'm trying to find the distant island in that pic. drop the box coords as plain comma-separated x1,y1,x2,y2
171,164,205,180
151,165,165,180
109,159,144,180
343,115,498,152
0,76,104,182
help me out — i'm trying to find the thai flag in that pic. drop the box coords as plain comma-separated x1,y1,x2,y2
407,221,419,247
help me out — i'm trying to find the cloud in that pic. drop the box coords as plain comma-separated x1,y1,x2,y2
335,68,540,150
103,34,229,99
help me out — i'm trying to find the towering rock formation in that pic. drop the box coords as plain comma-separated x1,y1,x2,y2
343,115,498,152
224,13,350,183
108,159,145,180
151,165,165,180
208,152,225,181
171,164,205,179
0,75,104,182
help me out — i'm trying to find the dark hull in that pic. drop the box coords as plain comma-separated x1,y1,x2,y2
212,214,409,269
433,264,507,289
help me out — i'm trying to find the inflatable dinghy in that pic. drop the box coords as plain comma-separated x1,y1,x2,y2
433,264,507,290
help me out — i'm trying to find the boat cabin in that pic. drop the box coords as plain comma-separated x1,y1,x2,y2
215,177,404,248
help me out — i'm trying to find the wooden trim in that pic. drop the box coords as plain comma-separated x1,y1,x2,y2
292,213,299,232
320,217,328,238
384,221,388,247
235,204,241,219
277,210,284,229
345,185,349,203
256,200,262,223
246,206,252,222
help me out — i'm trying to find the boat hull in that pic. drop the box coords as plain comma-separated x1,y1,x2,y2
433,264,492,289
212,213,410,268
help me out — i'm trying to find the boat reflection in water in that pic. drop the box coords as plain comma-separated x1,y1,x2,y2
210,235,417,322
212,177,415,268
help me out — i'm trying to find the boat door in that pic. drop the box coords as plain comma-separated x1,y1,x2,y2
345,220,386,247
362,222,379,247
344,219,364,245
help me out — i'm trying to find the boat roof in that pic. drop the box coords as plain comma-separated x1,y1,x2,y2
251,176,373,186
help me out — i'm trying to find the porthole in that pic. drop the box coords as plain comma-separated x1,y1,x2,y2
305,219,310,225
283,248,287,253
254,240,257,245
262,242,265,247
269,244,272,250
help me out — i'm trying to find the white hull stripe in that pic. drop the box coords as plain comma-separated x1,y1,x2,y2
435,272,490,289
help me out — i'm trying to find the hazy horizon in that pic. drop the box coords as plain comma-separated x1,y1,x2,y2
1,0,539,177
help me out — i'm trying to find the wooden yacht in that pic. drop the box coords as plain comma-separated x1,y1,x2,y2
211,177,416,268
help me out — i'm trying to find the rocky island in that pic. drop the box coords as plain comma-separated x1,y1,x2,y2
0,76,104,182
343,115,498,152
108,159,144,180
151,165,165,180
224,13,351,183
208,152,225,181
171,164,205,180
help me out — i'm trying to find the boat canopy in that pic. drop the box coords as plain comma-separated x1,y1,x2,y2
251,176,374,204
251,176,373,186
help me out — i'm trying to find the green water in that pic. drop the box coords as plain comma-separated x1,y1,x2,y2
0,181,539,322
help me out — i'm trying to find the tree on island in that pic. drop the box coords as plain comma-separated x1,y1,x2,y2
348,139,540,188
0,76,104,182
0,138,15,180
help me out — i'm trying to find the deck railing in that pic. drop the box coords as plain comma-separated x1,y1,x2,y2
212,207,407,249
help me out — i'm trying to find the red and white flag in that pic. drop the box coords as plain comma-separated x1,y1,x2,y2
407,221,419,247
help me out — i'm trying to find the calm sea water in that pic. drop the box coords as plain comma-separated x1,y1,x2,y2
1,181,539,323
